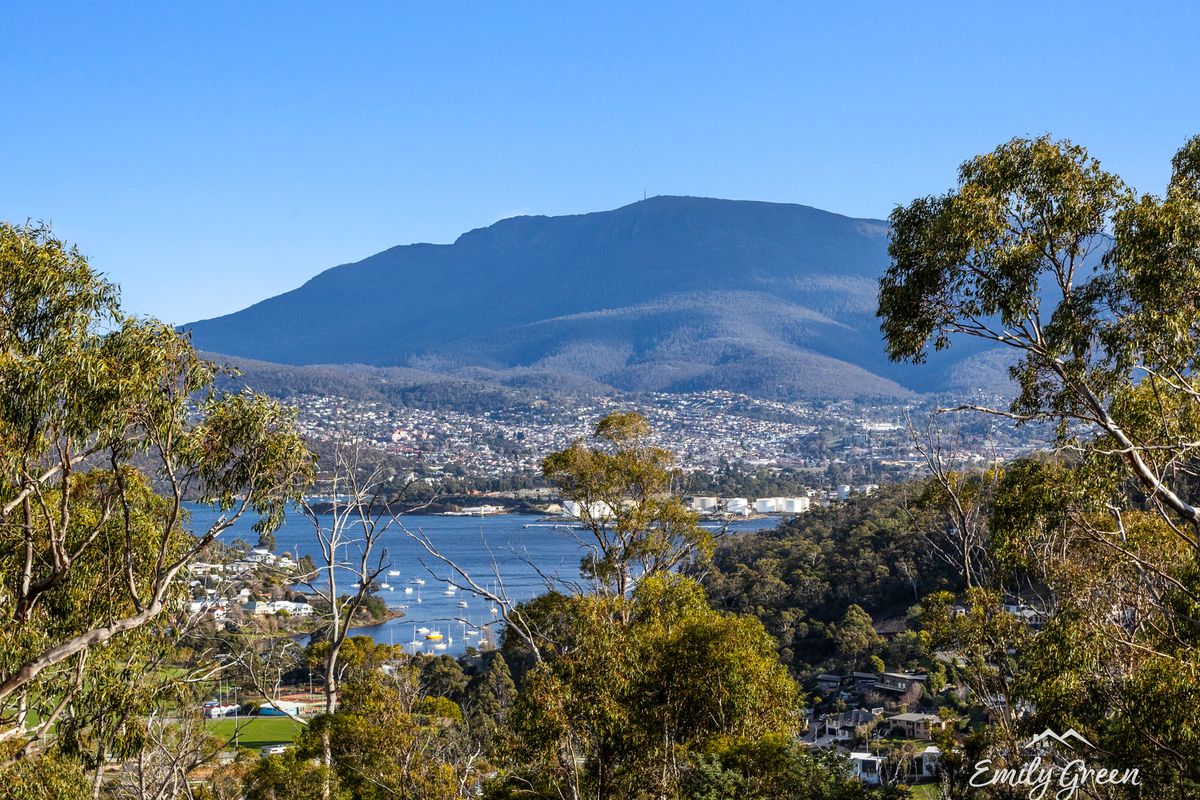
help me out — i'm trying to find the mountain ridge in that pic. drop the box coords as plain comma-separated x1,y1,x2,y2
183,195,1002,400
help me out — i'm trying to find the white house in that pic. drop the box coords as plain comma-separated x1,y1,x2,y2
243,600,315,617
920,746,941,779
244,548,277,565
276,601,315,616
848,752,885,785
1003,601,1050,627
187,600,228,619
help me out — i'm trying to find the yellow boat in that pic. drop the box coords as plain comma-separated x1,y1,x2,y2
424,631,444,641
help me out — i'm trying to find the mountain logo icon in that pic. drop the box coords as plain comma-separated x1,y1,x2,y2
1025,728,1095,750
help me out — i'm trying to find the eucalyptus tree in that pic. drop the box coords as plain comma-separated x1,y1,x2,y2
878,135,1200,787
498,575,802,800
296,449,408,718
219,447,415,748
905,419,998,591
228,447,411,800
541,411,714,606
108,706,225,800
392,413,803,800
0,224,313,770
405,411,718,664
879,134,1200,549
478,415,802,800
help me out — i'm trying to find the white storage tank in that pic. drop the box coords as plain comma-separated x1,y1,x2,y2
563,500,613,520
783,497,811,513
726,497,750,515
755,497,784,513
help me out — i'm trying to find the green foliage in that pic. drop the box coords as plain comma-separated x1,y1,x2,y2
0,751,92,800
306,670,464,800
0,223,313,780
543,412,713,598
464,651,517,742
246,749,337,800
1106,134,1200,383
246,637,491,800
305,635,405,690
878,133,1200,793
416,653,468,699
683,736,880,800
502,574,801,799
183,391,314,535
506,414,795,797
701,484,954,669
834,604,883,669
879,135,1128,372
413,695,464,723
355,593,389,622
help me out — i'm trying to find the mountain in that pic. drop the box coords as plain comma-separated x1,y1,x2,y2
184,196,998,400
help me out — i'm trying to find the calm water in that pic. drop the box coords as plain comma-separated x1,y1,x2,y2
185,503,767,656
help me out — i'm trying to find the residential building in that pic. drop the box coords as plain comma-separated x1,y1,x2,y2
888,712,950,741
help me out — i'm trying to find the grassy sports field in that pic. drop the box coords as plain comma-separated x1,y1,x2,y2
206,716,303,750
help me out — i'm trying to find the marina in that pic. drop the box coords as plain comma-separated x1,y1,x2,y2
186,504,767,656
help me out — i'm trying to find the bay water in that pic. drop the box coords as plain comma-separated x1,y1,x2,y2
185,503,767,656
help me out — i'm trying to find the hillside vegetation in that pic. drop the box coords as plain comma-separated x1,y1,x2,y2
701,485,956,670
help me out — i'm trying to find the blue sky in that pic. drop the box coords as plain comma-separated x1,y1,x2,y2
2,2,1197,324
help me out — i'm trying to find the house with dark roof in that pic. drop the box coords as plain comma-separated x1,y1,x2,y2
876,672,927,694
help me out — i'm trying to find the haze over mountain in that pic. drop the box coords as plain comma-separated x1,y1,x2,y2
184,196,1002,400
